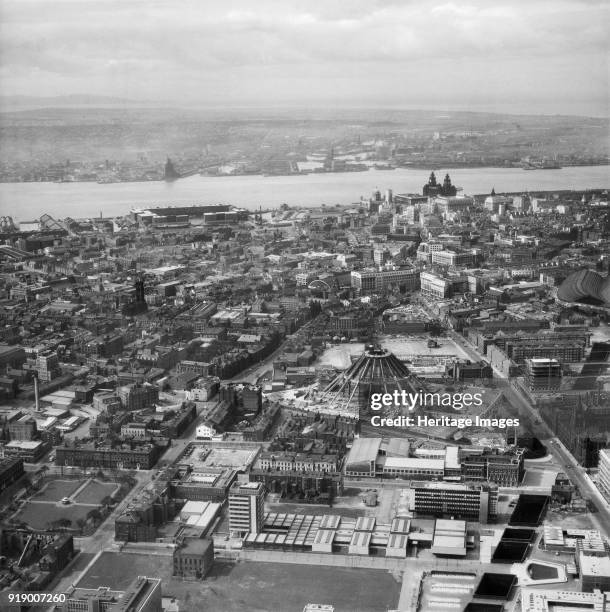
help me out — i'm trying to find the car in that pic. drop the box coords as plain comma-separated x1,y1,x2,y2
61,497,71,505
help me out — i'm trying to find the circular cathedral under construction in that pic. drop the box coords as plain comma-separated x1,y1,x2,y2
318,344,419,417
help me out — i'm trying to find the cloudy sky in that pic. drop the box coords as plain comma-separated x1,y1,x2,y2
0,0,608,116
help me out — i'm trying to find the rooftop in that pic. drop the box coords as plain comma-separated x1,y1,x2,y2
579,552,610,577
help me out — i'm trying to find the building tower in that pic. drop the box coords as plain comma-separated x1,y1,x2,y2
228,482,265,535
423,171,439,197
164,157,180,181
319,344,419,417
135,276,145,304
441,173,457,196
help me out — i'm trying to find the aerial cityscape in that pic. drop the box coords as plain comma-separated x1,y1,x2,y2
0,1,609,612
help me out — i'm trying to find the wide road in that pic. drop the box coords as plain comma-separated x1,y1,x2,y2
229,316,319,385
433,320,610,528
448,326,610,536
505,383,610,536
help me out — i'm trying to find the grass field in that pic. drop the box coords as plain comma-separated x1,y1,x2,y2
77,552,173,590
165,561,401,612
33,480,82,502
17,478,116,530
78,554,401,612
73,480,118,504
15,502,92,529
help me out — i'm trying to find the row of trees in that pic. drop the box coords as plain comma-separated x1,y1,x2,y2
46,507,105,534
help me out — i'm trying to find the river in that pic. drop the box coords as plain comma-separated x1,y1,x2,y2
0,165,608,221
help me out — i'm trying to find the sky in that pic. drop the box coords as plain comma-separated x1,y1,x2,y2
0,0,608,116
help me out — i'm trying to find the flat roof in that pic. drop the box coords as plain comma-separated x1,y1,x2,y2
319,515,341,530
355,517,376,532
433,535,466,548
579,552,610,577
314,530,335,546
445,446,460,469
387,533,408,549
239,482,262,489
521,589,606,612
182,501,209,514
5,440,43,449
349,531,371,547
390,518,410,534
382,457,445,470
178,537,213,555
346,437,382,465
435,518,467,533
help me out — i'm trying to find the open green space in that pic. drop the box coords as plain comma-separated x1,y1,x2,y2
33,480,82,502
15,501,92,530
73,480,118,504
77,552,173,590
165,561,401,612
77,554,400,612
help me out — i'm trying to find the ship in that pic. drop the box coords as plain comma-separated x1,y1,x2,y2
521,158,562,170
164,157,181,181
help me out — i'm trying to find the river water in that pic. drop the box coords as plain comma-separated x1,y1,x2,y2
0,165,608,221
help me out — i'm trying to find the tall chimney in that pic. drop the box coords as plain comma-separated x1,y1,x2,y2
34,375,40,412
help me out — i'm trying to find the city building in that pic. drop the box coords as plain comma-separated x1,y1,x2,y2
431,519,467,556
228,481,265,535
419,271,451,299
173,537,214,579
461,449,525,486
410,482,498,523
524,358,562,391
423,172,457,197
170,467,237,503
36,351,60,382
520,589,609,612
431,250,476,267
8,415,38,441
121,422,149,438
350,267,420,295
0,456,24,492
56,441,163,470
0,344,26,370
115,487,178,542
118,383,159,410
62,576,162,612
597,448,610,498
3,439,47,462
579,553,610,592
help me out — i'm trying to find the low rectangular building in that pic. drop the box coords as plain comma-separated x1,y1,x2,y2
410,482,498,523
4,440,47,462
380,457,445,480
56,442,163,469
173,537,214,579
431,519,467,557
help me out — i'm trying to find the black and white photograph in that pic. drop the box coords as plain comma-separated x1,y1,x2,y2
0,1,608,611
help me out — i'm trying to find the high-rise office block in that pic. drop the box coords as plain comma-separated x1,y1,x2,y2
524,358,562,391
228,481,265,534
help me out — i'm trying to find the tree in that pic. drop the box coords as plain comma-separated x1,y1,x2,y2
87,509,102,523
76,518,86,534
